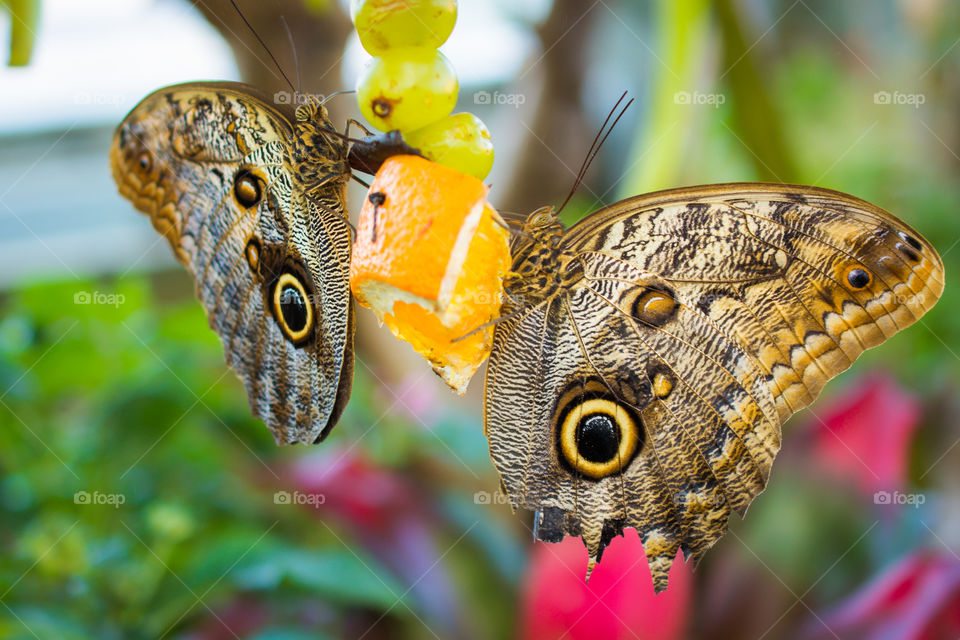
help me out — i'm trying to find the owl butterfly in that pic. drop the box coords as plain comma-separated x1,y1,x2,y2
110,82,411,444
485,183,944,591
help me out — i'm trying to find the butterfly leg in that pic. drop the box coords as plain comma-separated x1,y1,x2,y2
345,117,374,138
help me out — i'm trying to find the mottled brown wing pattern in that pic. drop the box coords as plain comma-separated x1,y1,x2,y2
111,82,354,444
567,184,944,420
485,183,944,591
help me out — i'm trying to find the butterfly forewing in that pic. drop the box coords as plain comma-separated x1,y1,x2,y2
566,184,943,421
485,183,944,591
111,82,354,444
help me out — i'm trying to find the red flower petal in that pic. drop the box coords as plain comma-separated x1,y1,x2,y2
810,373,920,495
521,532,692,640
805,551,960,640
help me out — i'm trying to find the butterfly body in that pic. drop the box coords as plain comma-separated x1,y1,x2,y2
485,183,944,590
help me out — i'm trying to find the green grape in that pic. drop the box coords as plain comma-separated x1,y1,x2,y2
351,0,457,55
356,47,458,133
6,0,40,66
404,112,495,180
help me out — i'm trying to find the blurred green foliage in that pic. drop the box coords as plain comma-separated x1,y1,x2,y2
0,279,520,638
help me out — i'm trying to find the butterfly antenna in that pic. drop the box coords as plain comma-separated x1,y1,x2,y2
556,91,634,215
321,89,357,106
279,14,301,94
229,0,297,94
556,92,625,214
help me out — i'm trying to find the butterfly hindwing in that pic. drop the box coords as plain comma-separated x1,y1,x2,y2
111,82,354,444
485,183,944,590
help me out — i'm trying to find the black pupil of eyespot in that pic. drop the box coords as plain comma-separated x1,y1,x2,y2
847,268,870,288
138,155,149,169
576,413,620,463
279,284,308,332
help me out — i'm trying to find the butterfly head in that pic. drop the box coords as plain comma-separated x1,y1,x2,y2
507,205,565,262
522,206,564,241
294,97,330,125
502,206,580,307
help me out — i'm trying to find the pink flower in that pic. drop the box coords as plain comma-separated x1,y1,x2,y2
390,374,444,425
803,551,960,640
292,448,419,531
289,448,461,630
809,373,920,496
521,532,692,640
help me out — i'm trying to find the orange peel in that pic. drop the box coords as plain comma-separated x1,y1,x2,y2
350,154,510,393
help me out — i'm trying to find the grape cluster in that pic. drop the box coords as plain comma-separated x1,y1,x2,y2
352,0,494,180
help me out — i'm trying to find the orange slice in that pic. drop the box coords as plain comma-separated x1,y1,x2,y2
350,154,510,393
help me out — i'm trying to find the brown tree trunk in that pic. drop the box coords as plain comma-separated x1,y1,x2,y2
499,0,597,217
192,0,353,122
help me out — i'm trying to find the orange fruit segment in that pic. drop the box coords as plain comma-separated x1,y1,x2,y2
350,155,510,393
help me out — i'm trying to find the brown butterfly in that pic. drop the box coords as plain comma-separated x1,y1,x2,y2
110,81,413,444
484,183,944,590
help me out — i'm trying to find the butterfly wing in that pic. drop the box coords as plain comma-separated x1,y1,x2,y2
484,183,944,590
111,82,354,444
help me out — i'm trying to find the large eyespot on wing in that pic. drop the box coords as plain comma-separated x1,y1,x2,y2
563,183,944,422
485,252,780,592
554,379,644,480
110,82,354,444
